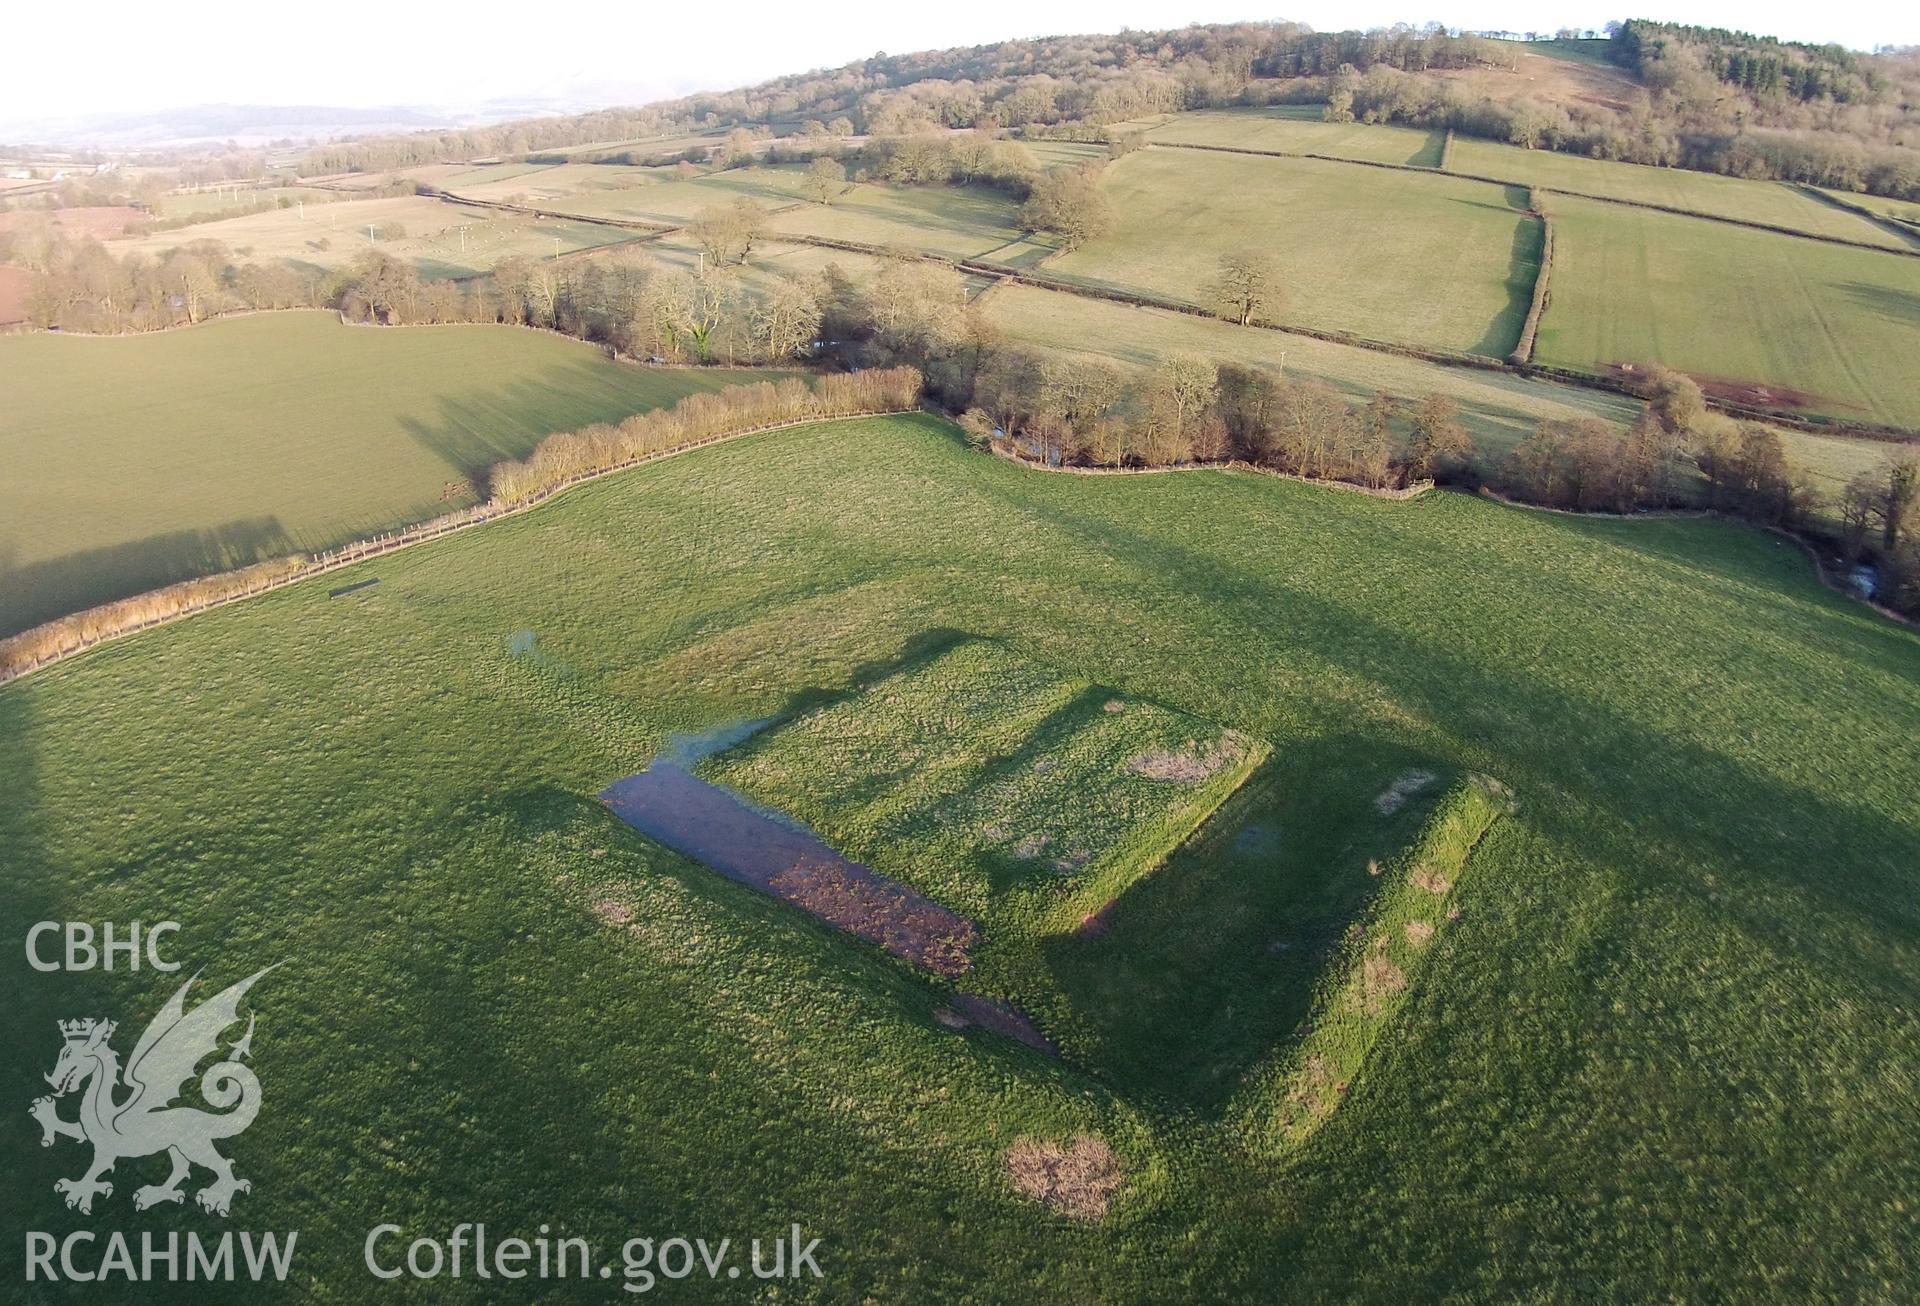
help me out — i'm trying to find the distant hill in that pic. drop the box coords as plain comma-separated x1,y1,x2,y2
0,102,580,151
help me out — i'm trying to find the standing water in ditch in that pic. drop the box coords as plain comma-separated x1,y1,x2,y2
599,720,979,977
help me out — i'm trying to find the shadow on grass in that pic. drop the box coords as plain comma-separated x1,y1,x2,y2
1038,736,1452,1111
1838,280,1920,329
0,516,291,639
994,482,1920,1013
1470,210,1544,359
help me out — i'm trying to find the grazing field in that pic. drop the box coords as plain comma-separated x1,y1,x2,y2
150,186,341,222
0,263,27,323
0,312,778,634
1046,149,1541,356
980,281,1637,454
112,195,642,277
468,165,815,225
1817,187,1920,226
1535,194,1920,427
0,205,146,239
439,161,671,203
1448,136,1911,248
769,180,1027,258
645,235,892,301
1024,140,1113,171
1148,107,1447,167
5,414,1917,1299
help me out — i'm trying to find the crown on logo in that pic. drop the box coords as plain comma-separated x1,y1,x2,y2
58,1018,108,1040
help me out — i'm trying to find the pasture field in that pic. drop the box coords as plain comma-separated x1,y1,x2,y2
303,162,477,191
769,180,1026,259
1148,107,1447,167
112,194,643,277
1535,194,1920,428
0,312,778,635
1816,187,1920,231
645,235,892,299
5,414,1917,1299
151,186,341,222
975,283,1639,455
428,160,556,190
506,166,815,225
1024,140,1112,172
440,161,671,203
0,205,146,239
1046,149,1541,356
1447,135,1911,248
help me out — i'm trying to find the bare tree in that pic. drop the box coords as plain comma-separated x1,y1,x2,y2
804,156,847,204
1208,250,1281,326
752,275,823,360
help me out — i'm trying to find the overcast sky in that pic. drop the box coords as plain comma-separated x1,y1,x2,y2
4,1,1913,123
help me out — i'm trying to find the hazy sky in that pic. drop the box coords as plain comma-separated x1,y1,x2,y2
5,1,1913,122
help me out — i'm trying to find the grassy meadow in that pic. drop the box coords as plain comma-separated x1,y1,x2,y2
459,166,815,226
1447,135,1912,247
769,181,1027,259
114,194,643,278
4,413,1917,1299
1046,149,1542,356
0,313,778,635
1536,194,1920,427
151,186,344,222
1147,106,1448,167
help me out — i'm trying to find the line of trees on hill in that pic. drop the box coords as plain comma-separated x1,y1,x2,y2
2,226,832,365
296,21,1920,203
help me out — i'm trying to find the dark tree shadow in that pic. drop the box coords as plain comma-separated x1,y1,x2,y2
1470,209,1545,359
0,516,292,638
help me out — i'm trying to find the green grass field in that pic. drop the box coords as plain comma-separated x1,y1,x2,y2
769,181,1027,259
0,313,777,635
114,195,641,278
1046,149,1541,356
1817,187,1920,228
5,414,1917,1299
462,166,814,225
1536,194,1920,427
1148,107,1447,167
1447,136,1912,248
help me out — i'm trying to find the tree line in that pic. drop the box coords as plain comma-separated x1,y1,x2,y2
295,21,1920,205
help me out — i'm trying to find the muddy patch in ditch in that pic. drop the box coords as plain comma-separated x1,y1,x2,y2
600,722,979,978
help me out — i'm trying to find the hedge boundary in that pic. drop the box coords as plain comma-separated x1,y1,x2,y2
1508,196,1554,366
991,445,1436,498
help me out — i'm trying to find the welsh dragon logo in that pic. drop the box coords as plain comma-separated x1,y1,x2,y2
31,966,275,1217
